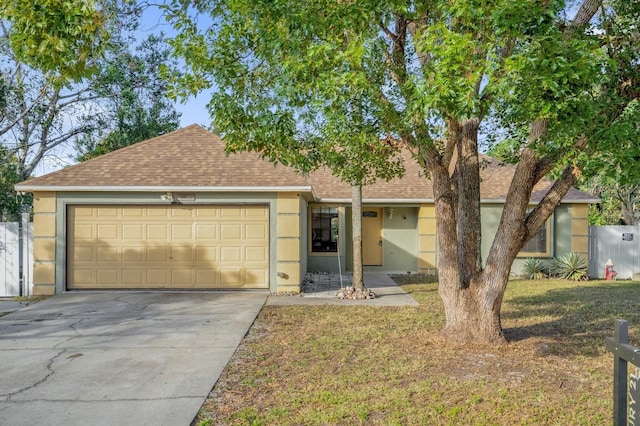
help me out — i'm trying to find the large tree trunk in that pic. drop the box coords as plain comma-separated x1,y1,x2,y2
409,0,601,346
422,117,582,344
351,184,364,290
438,274,508,344
456,118,482,286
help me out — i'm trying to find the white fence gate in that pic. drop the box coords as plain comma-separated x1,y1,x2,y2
0,213,33,297
589,225,640,280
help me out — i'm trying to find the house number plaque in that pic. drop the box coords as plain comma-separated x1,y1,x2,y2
176,193,196,202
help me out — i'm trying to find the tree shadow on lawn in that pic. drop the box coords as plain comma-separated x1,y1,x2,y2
501,280,640,356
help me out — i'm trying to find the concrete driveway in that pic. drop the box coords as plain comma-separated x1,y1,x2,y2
0,292,267,426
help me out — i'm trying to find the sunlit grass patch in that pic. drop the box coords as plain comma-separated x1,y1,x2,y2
194,278,640,425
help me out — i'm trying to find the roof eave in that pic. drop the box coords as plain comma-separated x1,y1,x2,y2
479,198,600,204
14,185,315,194
313,197,599,204
318,198,434,204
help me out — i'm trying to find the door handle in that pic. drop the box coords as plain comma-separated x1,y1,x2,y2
378,240,383,246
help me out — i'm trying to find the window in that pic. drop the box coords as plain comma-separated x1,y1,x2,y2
311,207,338,252
520,212,552,257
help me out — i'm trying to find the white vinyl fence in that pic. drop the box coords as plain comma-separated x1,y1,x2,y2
0,213,33,297
589,225,640,280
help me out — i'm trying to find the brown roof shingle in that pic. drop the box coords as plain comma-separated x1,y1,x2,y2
16,124,597,203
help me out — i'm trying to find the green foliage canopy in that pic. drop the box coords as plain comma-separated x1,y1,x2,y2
0,0,111,79
165,0,608,182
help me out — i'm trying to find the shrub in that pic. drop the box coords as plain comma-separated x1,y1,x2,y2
521,258,547,280
550,252,589,281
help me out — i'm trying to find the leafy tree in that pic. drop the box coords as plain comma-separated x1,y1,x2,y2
166,2,404,290
580,100,640,225
0,0,110,79
0,22,102,178
0,0,112,219
0,148,31,221
166,0,639,344
76,34,181,161
0,2,178,218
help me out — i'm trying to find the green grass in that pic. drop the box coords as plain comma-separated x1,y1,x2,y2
194,278,640,425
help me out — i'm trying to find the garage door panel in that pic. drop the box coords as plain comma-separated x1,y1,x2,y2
171,207,194,218
73,206,94,217
220,247,241,262
97,207,118,217
245,206,268,218
147,208,169,218
171,246,193,262
220,207,242,218
97,224,118,240
245,269,268,286
72,246,94,262
96,246,118,262
122,246,144,262
122,207,144,217
96,269,117,285
73,224,94,239
171,224,193,240
122,270,144,286
246,246,267,262
245,223,268,239
70,269,94,287
195,224,217,239
67,205,269,290
122,224,144,239
220,224,241,240
196,246,218,262
196,207,218,219
147,224,168,239
220,269,241,285
171,269,193,286
147,246,169,262
196,269,219,285
147,269,169,285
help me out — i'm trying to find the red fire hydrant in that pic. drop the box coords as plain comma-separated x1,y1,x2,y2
605,259,616,280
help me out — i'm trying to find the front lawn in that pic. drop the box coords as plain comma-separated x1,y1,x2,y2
194,279,640,425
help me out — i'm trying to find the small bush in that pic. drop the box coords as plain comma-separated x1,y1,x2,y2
521,258,547,280
550,252,589,281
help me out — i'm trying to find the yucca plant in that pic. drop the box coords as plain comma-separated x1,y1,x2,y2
550,252,589,281
521,258,547,280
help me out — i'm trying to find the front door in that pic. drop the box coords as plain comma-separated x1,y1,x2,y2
362,207,383,266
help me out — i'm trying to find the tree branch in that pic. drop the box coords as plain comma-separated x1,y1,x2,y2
524,165,577,238
572,0,602,27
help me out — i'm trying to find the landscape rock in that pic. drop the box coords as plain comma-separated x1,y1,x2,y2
335,286,377,300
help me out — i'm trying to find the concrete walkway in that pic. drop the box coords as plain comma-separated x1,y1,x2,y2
267,272,419,306
0,292,267,426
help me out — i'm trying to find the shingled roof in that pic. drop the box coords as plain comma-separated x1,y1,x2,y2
16,124,597,203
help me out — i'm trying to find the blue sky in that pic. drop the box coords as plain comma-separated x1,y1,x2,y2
137,6,214,129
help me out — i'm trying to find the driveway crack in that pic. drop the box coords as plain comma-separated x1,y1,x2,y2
3,349,65,401
52,318,83,349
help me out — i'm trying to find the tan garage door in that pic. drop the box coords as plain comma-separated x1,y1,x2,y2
67,205,269,289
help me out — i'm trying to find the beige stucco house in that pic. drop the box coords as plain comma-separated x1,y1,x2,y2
15,124,597,295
